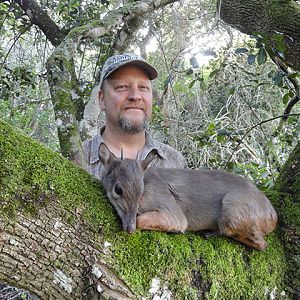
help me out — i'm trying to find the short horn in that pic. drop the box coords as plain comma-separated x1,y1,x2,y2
120,148,124,160
136,150,140,160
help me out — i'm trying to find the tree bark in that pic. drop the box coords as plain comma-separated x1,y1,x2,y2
0,119,135,299
274,141,300,299
219,0,300,71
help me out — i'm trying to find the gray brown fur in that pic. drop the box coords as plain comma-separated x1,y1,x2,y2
99,143,277,250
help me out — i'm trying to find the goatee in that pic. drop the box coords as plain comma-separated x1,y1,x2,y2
118,117,148,134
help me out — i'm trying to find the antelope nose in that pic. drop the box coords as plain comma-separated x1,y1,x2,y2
124,222,136,233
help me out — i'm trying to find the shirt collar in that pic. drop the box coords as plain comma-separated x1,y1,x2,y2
143,131,166,160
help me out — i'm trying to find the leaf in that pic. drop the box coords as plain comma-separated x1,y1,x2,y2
288,73,300,79
264,178,274,188
274,35,286,53
257,48,267,65
200,80,207,91
282,93,290,105
190,56,199,68
228,87,235,95
217,129,232,136
289,90,295,97
21,293,27,300
209,69,219,78
207,122,216,134
217,135,226,143
163,74,173,88
233,166,245,175
226,162,235,171
272,72,283,86
247,54,256,65
186,68,193,75
188,80,196,89
235,48,248,54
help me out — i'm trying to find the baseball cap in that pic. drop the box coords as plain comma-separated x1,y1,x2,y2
99,53,158,88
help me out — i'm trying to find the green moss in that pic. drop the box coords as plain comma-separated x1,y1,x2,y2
110,230,287,299
0,119,116,235
275,141,300,199
266,190,299,299
0,119,290,299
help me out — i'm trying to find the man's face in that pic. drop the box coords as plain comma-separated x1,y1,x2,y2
99,64,153,134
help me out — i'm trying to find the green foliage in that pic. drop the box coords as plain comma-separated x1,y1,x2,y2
235,32,286,67
0,64,58,150
54,0,109,29
148,27,300,187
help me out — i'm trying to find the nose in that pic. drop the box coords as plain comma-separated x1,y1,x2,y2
128,86,142,102
125,222,136,233
122,212,137,233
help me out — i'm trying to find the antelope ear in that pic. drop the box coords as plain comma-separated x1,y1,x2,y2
141,149,158,171
99,143,116,165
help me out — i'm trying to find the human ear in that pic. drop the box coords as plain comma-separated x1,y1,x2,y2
98,89,105,111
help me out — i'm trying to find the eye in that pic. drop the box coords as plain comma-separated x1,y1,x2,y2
116,85,128,91
114,183,123,196
139,85,149,91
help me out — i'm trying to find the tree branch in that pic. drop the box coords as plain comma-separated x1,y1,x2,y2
0,118,290,300
0,26,30,73
219,0,300,71
226,113,300,165
14,0,66,46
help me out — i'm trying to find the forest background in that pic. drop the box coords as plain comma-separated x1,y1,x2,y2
0,0,300,299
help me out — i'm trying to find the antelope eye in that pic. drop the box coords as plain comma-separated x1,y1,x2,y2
114,183,123,196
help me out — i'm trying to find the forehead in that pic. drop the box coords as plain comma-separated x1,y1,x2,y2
109,160,144,180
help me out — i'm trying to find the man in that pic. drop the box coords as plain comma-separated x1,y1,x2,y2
83,53,186,180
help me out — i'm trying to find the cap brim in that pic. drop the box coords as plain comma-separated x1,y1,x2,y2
105,60,158,81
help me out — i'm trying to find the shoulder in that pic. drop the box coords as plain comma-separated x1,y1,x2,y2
150,139,187,169
82,133,103,164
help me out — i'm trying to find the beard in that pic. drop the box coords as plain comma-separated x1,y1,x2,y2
118,116,148,134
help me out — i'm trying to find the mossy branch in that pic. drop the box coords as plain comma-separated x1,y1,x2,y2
0,119,290,299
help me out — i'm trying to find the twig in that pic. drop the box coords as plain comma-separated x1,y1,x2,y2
226,113,300,164
265,49,300,134
0,26,30,73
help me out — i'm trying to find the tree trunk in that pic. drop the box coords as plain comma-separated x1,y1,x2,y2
274,141,300,299
0,119,291,299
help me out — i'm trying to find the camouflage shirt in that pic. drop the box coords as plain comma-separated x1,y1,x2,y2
82,127,187,180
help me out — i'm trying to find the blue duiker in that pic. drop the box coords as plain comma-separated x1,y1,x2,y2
99,143,277,250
